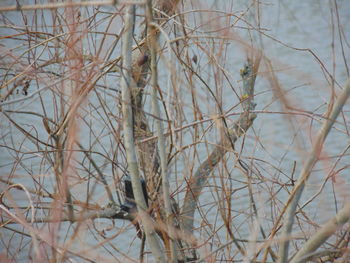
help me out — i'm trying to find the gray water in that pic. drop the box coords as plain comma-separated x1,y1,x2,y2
1,0,350,262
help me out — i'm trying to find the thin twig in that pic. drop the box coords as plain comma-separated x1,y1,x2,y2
0,1,148,12
77,143,115,203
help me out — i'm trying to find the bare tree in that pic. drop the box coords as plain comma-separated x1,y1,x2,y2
1,1,349,262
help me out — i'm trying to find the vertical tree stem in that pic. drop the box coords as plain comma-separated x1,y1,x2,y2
146,1,177,262
120,4,165,262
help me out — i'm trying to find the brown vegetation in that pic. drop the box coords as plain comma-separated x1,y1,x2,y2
1,1,349,262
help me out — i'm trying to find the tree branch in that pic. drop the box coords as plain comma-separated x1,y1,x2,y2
0,204,133,225
120,4,166,262
278,77,350,263
146,0,177,261
180,57,260,233
290,202,350,263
